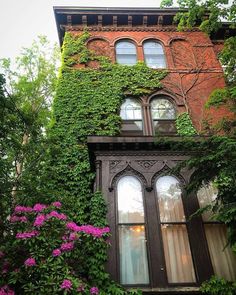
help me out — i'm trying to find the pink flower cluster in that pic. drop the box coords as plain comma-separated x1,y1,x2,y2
90,287,99,294
60,242,74,252
14,206,32,213
60,279,72,290
33,214,46,227
0,286,15,295
46,211,67,220
77,285,85,292
16,230,39,239
33,204,47,212
51,201,62,208
66,222,110,238
52,249,61,257
10,215,27,223
24,258,36,267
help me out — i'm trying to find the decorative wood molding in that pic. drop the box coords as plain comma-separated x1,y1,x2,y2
109,164,147,191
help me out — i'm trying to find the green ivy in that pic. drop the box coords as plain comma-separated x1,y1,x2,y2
45,31,167,294
176,112,198,136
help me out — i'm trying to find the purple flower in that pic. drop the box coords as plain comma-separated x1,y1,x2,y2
16,230,39,239
14,206,32,213
0,285,15,295
60,242,74,252
60,279,72,290
77,285,85,292
69,232,78,241
10,215,27,223
47,211,67,220
33,204,47,212
52,201,62,208
24,258,36,267
66,221,80,231
33,214,46,227
52,249,61,257
90,287,99,294
0,251,4,258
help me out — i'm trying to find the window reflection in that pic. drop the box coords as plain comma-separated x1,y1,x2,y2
156,176,196,283
116,41,137,66
156,176,185,222
151,98,176,120
143,41,166,68
117,176,149,285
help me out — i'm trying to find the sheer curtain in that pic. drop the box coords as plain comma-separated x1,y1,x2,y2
197,184,236,280
156,176,196,283
117,176,149,284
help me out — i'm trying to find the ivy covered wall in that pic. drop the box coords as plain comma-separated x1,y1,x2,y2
44,32,167,292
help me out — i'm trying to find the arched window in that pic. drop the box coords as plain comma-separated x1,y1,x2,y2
197,184,236,280
151,98,176,134
117,176,149,284
156,176,196,283
143,41,166,68
120,98,143,135
115,41,137,66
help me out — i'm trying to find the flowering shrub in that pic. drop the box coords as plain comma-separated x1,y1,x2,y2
0,202,112,294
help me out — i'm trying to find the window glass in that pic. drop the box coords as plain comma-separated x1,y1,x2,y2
197,184,236,280
117,176,149,284
120,98,143,132
120,98,142,120
116,41,137,66
151,98,176,120
156,176,196,283
143,41,166,68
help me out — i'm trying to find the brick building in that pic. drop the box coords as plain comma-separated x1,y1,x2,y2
54,7,236,294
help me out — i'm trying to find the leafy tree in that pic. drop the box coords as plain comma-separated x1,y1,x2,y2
0,36,59,237
160,1,236,292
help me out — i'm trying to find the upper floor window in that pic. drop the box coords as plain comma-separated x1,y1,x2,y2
115,41,137,66
143,41,166,69
120,98,143,135
151,98,176,134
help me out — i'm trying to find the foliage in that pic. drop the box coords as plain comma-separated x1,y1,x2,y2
0,36,59,238
37,31,167,294
176,112,198,135
160,0,236,135
0,201,110,294
200,276,236,295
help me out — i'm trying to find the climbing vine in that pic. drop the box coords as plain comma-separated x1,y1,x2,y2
44,31,167,294
176,112,198,136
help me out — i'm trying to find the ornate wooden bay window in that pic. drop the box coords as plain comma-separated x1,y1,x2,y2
88,137,236,294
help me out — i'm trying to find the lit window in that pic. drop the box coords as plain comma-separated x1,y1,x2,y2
120,98,143,135
151,98,176,134
197,184,236,280
143,41,166,68
115,41,137,66
117,176,149,284
156,176,196,283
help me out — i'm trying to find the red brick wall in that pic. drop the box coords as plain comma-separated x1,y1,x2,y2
68,29,231,133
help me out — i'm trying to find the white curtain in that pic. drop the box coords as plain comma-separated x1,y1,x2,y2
156,176,196,283
119,226,149,284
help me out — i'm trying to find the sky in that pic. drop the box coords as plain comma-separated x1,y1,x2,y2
0,0,162,60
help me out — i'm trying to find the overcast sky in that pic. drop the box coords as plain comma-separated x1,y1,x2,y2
0,0,162,60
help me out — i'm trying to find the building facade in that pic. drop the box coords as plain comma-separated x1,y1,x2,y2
54,7,236,294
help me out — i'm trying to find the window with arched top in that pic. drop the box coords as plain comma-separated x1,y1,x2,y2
143,41,166,68
155,176,196,283
115,40,137,66
197,183,236,281
151,98,177,134
120,98,143,135
117,176,149,284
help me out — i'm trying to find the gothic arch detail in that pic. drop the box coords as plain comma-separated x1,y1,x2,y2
109,164,147,192
151,165,186,189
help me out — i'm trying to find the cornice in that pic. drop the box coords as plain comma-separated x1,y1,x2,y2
64,25,200,33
